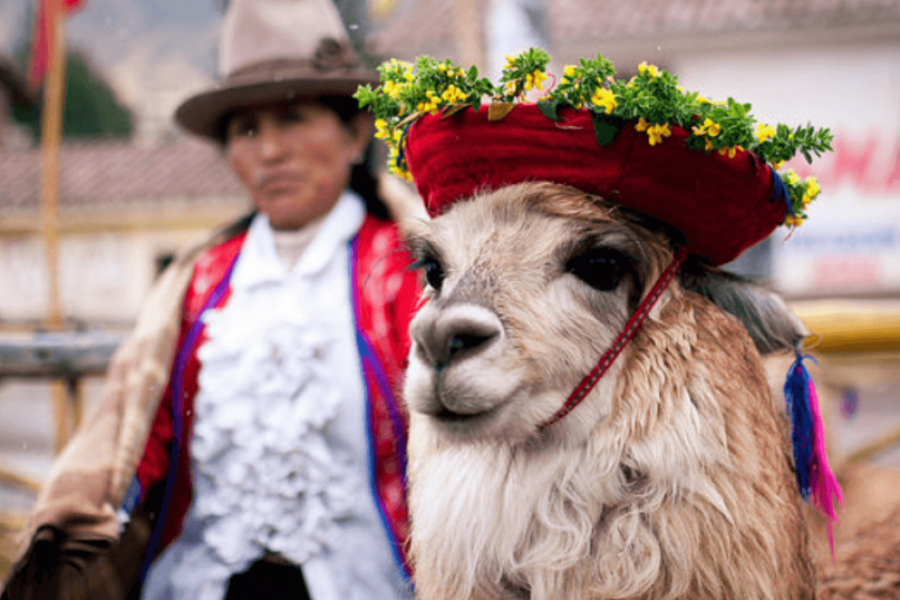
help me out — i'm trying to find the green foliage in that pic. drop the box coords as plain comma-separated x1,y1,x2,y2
10,50,134,141
356,48,833,225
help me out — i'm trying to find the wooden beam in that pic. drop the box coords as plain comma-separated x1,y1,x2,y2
793,301,900,354
0,461,42,494
0,332,121,378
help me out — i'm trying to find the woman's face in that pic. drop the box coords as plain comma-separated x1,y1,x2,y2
225,101,370,230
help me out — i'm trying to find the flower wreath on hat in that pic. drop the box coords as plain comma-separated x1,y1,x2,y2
356,48,832,265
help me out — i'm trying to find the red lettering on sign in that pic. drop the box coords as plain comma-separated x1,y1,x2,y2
831,136,877,189
811,255,881,291
886,146,900,192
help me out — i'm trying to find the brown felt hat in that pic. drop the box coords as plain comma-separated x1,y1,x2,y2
175,0,377,141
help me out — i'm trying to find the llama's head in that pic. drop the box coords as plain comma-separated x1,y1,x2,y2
404,181,806,446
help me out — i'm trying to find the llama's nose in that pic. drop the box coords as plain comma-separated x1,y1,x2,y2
412,304,503,370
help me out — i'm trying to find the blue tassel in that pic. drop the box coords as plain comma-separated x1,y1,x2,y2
771,170,793,215
783,350,817,501
395,122,413,169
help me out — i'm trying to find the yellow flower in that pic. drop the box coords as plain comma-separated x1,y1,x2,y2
384,80,403,100
805,176,821,198
703,118,721,137
635,117,650,132
692,124,707,136
772,160,784,170
704,138,715,152
532,69,548,90
590,88,617,114
783,214,803,228
458,68,465,77
441,84,467,104
755,123,776,143
647,123,671,146
417,91,441,114
389,163,413,182
560,77,569,84
505,80,518,96
718,146,739,158
787,169,800,185
563,65,577,78
697,96,711,104
374,118,390,140
441,85,455,102
638,61,659,77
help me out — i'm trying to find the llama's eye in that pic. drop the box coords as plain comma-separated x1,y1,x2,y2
416,256,445,292
566,248,626,292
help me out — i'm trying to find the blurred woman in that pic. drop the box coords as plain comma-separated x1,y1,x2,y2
2,1,417,599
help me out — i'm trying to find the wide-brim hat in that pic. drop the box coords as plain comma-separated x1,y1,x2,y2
404,105,784,266
175,0,378,140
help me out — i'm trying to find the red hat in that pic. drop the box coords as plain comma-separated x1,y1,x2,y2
357,50,830,267
404,104,785,266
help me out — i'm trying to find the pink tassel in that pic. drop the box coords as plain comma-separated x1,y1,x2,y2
806,377,844,560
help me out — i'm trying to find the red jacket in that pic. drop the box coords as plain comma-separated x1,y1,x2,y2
129,214,419,579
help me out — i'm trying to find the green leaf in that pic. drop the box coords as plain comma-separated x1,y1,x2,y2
537,99,562,122
591,112,624,147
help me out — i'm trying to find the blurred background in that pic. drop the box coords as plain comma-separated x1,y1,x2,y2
1,0,899,580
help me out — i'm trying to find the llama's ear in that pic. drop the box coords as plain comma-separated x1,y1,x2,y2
678,258,808,355
377,174,431,238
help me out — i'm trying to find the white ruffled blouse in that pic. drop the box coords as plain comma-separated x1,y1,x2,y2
141,192,411,600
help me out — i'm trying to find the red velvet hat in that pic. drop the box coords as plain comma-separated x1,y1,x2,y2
404,105,785,266
357,50,830,267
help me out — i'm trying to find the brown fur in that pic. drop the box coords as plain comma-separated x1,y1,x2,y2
403,183,816,599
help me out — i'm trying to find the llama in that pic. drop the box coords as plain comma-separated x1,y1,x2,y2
402,182,816,600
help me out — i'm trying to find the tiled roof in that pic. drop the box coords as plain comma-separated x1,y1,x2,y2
548,0,900,45
367,0,488,61
368,0,900,61
0,138,244,215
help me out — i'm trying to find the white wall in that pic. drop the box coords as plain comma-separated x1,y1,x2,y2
0,228,200,324
673,38,900,297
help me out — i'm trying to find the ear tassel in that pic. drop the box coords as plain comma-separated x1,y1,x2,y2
783,350,844,558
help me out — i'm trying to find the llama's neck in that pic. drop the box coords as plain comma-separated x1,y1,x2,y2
408,425,625,600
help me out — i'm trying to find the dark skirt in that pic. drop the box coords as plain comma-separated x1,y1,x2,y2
224,557,311,600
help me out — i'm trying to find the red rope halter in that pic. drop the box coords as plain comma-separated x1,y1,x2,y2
538,247,688,430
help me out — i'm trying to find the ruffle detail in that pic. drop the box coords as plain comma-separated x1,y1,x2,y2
190,289,362,572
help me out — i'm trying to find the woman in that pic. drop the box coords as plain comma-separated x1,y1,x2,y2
1,1,418,599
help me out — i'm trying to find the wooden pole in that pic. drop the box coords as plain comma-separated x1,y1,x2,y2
39,0,65,331
36,0,76,452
